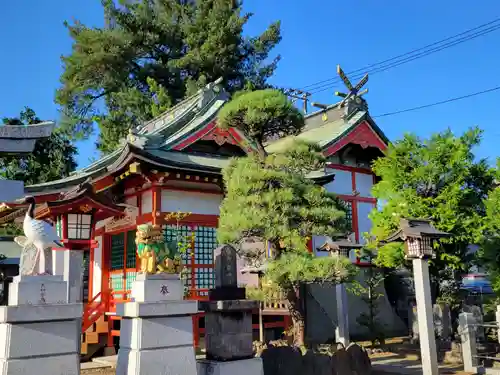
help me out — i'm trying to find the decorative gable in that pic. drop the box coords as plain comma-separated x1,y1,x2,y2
323,121,387,157
171,121,255,155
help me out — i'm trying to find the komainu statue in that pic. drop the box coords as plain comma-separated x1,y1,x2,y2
135,224,183,275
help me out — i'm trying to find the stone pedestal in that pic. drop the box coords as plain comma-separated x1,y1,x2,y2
198,358,264,375
203,300,258,362
0,275,82,375
116,273,198,375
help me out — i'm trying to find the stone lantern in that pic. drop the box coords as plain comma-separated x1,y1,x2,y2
385,218,449,260
317,236,362,347
317,236,363,259
385,218,450,375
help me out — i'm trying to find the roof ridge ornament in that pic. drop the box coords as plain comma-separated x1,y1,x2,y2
198,77,225,109
335,65,369,120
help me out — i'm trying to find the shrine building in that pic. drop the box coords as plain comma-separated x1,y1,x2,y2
0,77,406,357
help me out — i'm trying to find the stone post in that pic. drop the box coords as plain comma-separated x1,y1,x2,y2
495,305,500,345
0,275,82,375
413,259,439,375
116,273,198,375
198,245,263,375
335,283,349,347
459,312,478,373
64,250,84,303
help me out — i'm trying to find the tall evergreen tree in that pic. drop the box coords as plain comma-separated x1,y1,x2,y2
0,107,78,185
57,0,282,153
370,127,495,305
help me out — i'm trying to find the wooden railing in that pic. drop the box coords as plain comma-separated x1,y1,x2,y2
82,292,108,332
263,289,288,313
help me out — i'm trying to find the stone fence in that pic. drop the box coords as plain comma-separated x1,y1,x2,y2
459,306,500,374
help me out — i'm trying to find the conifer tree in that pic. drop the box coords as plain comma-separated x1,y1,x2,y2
217,90,356,346
57,0,281,153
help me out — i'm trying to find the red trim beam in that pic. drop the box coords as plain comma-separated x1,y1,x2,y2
324,121,387,157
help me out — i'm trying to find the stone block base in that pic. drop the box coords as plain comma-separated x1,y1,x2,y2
0,303,82,375
120,315,194,350
132,274,183,302
116,345,197,375
0,353,79,375
205,306,254,361
8,275,66,305
197,358,264,375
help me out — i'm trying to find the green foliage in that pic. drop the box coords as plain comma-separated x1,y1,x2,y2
57,0,282,153
0,223,23,237
348,247,386,345
245,285,267,302
370,127,496,302
266,252,356,288
478,166,500,294
218,137,354,345
217,89,304,155
217,141,351,253
0,107,78,185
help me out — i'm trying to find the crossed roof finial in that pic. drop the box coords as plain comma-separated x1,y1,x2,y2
335,65,369,108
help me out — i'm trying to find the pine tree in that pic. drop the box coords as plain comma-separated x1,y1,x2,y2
217,90,356,346
57,0,281,153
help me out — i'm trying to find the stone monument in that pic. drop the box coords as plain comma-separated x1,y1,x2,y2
198,244,263,375
116,224,198,375
433,303,452,340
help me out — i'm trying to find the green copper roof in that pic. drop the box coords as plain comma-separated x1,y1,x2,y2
139,149,230,172
265,110,367,154
20,79,388,195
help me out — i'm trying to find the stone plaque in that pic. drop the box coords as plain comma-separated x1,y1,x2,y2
214,245,238,288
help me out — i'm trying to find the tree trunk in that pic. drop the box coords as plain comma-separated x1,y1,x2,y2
286,284,306,347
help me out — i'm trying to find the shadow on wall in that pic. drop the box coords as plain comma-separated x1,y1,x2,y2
305,271,408,343
256,341,371,375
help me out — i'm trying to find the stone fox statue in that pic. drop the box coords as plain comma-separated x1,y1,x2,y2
135,224,183,275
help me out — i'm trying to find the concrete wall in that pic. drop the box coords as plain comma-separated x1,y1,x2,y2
305,273,408,343
307,165,407,341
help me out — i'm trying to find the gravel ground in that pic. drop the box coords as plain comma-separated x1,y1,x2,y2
81,369,115,375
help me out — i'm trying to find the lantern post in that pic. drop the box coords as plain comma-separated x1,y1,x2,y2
317,236,362,347
385,218,450,375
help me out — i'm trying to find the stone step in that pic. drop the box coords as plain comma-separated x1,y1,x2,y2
85,332,99,345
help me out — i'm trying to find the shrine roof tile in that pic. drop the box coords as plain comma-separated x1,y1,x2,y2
265,112,365,154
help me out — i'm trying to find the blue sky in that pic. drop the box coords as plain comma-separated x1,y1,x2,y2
1,0,500,168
